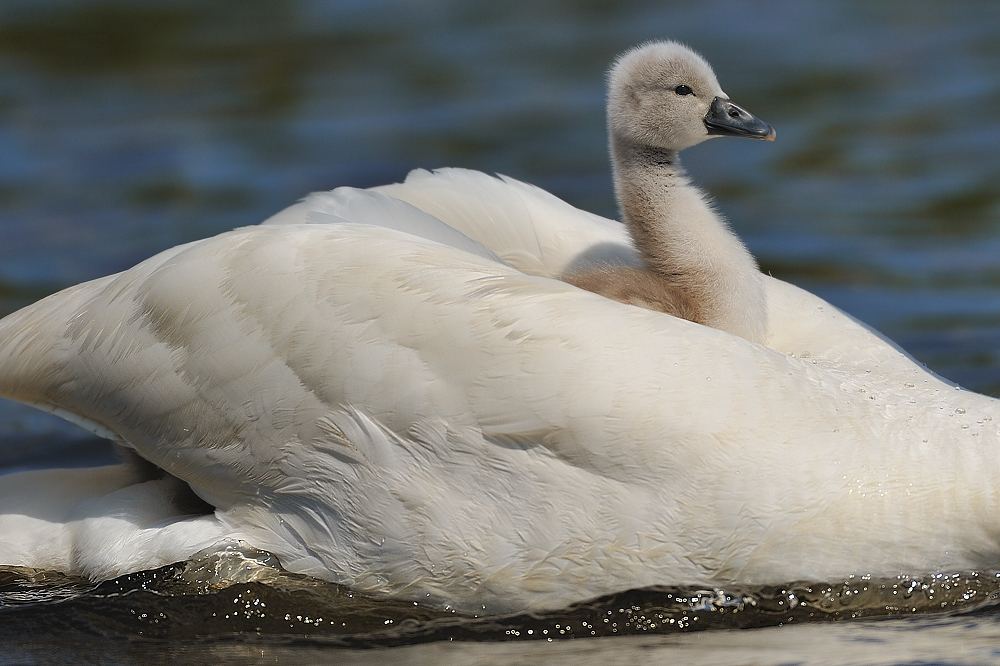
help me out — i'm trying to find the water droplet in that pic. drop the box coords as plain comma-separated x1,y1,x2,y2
955,408,966,415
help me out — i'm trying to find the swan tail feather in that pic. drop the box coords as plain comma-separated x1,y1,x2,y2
0,276,129,442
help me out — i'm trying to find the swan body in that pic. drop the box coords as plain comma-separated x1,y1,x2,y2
2,180,999,613
2,42,1000,614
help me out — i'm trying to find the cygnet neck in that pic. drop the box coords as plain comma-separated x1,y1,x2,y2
610,134,767,344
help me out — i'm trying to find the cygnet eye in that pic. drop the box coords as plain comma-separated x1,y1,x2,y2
674,84,694,96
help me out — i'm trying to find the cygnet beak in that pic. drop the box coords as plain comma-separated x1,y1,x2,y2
704,97,776,141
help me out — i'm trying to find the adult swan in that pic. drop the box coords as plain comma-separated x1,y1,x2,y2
1,41,999,616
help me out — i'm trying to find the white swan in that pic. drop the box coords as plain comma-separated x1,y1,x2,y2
2,41,999,616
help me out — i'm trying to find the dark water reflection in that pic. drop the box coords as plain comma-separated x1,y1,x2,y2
3,555,1000,663
3,0,1000,663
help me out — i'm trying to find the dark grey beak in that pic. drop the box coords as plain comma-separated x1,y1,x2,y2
704,97,776,141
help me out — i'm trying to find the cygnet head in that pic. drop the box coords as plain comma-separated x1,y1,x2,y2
608,41,775,152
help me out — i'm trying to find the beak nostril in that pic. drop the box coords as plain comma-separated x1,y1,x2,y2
705,96,773,140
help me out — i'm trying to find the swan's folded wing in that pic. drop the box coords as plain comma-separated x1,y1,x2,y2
264,186,507,265
263,168,637,277
0,223,844,509
374,168,639,277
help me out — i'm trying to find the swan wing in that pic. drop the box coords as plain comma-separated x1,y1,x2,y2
262,167,639,278
372,167,638,277
1,223,809,487
264,185,506,265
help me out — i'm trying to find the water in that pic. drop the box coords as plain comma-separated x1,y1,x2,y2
3,549,1000,664
2,1,1000,663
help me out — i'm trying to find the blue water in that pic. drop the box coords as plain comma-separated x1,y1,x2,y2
3,1,1000,663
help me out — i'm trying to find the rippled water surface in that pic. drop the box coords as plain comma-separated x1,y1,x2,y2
3,1,1000,664
4,547,1000,665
